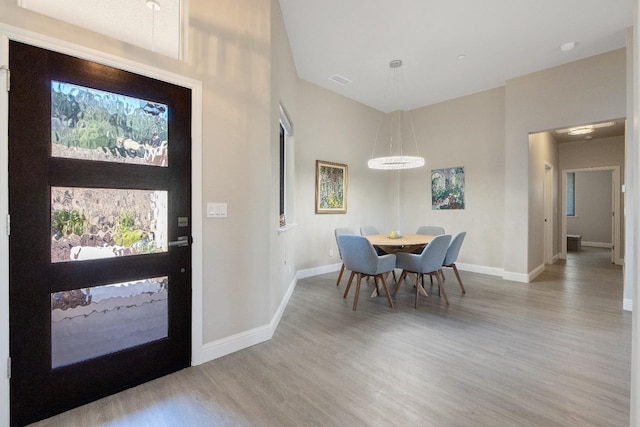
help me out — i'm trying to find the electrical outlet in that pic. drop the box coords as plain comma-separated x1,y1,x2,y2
329,248,334,257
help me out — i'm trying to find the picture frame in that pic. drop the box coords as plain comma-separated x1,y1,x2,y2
431,166,465,210
315,160,348,214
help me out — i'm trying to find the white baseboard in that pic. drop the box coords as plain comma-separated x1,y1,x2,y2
624,298,633,312
297,263,341,279
502,271,530,283
582,241,612,248
198,270,300,365
456,262,503,278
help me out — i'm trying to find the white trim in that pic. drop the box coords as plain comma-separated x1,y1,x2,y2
279,102,294,136
502,271,530,283
529,263,546,282
582,241,613,248
624,298,633,312
455,262,504,278
298,263,342,279
278,223,298,234
0,25,204,422
200,269,299,364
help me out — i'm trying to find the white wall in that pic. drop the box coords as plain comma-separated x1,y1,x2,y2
529,132,560,268
504,48,627,279
400,88,506,271
293,79,390,270
270,0,299,317
568,171,613,245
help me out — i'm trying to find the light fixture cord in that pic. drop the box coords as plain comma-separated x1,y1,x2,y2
151,6,156,52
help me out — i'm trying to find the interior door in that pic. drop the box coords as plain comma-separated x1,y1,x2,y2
8,41,192,426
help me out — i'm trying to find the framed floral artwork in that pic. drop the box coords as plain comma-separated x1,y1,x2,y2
432,166,465,209
315,160,347,214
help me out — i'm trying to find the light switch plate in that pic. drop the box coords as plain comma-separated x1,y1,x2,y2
207,202,227,218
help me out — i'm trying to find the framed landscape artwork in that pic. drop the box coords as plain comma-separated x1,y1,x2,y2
432,166,465,209
315,160,347,214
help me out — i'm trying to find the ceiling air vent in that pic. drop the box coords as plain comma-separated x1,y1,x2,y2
329,74,352,86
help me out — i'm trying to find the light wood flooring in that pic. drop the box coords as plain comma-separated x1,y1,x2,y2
29,247,631,426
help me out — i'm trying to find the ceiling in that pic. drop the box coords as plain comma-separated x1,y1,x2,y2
19,0,632,140
278,0,633,113
18,0,182,59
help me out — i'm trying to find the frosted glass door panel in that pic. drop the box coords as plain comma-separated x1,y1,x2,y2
51,277,169,368
51,187,168,263
51,81,169,166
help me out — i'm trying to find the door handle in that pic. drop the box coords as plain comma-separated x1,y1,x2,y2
169,236,191,247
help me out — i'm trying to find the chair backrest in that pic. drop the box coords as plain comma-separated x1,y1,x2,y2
360,225,380,236
443,232,466,266
416,225,445,235
417,234,452,273
338,234,393,275
334,227,355,259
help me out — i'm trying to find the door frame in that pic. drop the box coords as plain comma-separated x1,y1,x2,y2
0,25,204,426
560,166,622,265
543,162,554,264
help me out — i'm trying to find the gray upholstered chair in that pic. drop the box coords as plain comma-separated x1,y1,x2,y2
337,234,396,311
442,232,466,294
416,225,445,235
413,226,445,255
359,225,380,236
334,227,355,287
360,225,388,256
394,234,452,307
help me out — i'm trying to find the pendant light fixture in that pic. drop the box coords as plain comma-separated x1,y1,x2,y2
368,59,425,170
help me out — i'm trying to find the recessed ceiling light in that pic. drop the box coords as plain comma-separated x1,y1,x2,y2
457,54,466,60
560,41,576,52
146,0,161,11
556,121,616,135
568,125,594,135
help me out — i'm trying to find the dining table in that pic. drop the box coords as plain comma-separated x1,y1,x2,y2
364,233,435,298
364,233,435,254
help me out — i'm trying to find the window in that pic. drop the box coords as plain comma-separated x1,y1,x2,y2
279,123,286,226
566,172,575,216
279,103,294,229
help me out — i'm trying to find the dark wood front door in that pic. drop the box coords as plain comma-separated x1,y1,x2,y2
8,41,192,426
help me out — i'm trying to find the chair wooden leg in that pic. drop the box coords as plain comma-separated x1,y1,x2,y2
353,273,363,310
451,264,466,294
418,274,428,297
336,263,346,286
377,274,394,309
370,275,381,298
435,271,449,305
394,271,407,296
343,272,356,299
414,272,421,308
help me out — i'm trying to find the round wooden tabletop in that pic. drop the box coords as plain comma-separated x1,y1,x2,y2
364,233,434,253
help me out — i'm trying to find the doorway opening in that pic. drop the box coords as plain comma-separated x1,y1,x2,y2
561,167,621,265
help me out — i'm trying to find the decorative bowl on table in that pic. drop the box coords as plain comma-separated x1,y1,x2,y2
388,231,403,239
